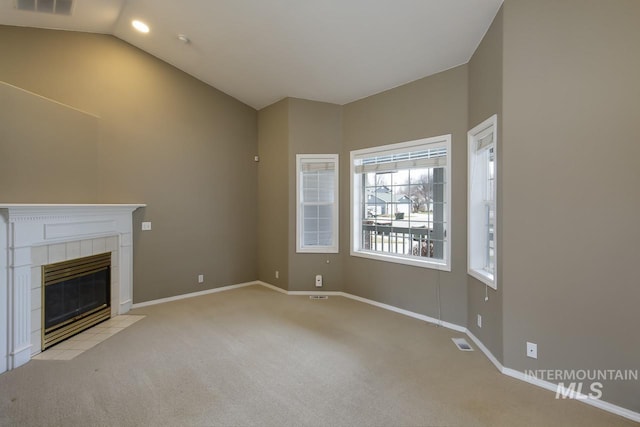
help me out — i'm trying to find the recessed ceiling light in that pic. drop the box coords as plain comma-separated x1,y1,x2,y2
132,20,149,34
177,34,191,44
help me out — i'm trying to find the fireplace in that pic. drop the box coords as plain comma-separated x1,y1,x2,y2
42,252,112,350
0,203,145,372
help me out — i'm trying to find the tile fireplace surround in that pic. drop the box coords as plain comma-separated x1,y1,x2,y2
0,204,145,374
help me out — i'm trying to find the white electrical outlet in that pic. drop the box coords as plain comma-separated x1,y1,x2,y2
477,314,482,328
315,274,322,287
198,274,204,283
527,342,538,359
275,270,279,279
141,221,152,231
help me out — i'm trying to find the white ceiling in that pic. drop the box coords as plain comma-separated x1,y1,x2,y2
0,0,503,109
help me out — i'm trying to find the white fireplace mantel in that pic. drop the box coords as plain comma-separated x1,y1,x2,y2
0,204,145,373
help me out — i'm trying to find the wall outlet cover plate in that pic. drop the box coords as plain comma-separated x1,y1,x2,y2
527,341,538,359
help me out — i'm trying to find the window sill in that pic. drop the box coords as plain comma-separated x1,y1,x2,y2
468,268,496,289
297,247,339,254
351,249,450,271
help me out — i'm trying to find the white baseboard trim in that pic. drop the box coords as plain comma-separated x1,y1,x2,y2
339,292,467,333
132,280,640,423
11,345,32,370
257,281,467,333
466,332,640,423
258,281,640,422
501,367,640,422
289,290,344,296
131,281,260,309
465,330,503,371
255,281,288,294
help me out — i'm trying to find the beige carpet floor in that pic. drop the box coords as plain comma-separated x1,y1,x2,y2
0,285,635,426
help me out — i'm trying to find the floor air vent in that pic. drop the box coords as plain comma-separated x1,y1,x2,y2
16,0,73,15
309,295,328,300
452,338,474,351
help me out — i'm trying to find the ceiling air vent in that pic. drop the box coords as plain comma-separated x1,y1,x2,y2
16,0,73,15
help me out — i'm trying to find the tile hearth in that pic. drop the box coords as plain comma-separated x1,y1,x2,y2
33,315,145,361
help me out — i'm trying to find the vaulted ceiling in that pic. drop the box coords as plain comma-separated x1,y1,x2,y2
0,0,502,109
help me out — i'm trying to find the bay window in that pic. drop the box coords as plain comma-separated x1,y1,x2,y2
350,135,451,270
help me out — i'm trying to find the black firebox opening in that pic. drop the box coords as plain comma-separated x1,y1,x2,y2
44,267,110,330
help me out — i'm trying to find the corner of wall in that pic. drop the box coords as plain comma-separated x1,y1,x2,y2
466,2,504,364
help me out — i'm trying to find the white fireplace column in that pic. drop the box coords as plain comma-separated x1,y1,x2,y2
0,204,145,373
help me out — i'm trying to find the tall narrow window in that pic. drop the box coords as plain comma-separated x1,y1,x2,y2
296,154,339,253
468,115,497,288
350,135,451,271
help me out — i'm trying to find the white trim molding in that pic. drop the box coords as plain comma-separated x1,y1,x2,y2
257,281,465,332
340,291,466,333
118,280,640,423
350,135,452,272
295,154,339,254
466,330,503,371
466,332,640,423
257,282,640,423
131,281,261,309
501,367,640,422
467,114,498,289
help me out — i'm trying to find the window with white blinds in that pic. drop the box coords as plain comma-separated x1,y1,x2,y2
296,154,339,253
468,115,497,289
350,135,452,271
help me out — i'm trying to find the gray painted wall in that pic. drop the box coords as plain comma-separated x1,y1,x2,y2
341,66,469,326
467,7,504,362
0,26,258,303
258,71,470,328
287,99,343,292
502,0,640,411
257,99,290,290
3,3,639,413
0,82,100,202
257,98,343,292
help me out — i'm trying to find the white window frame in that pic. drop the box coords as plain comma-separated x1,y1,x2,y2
350,135,452,271
296,154,339,253
468,114,498,289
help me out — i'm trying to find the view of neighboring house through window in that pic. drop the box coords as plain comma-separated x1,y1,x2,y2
468,114,497,288
296,154,339,253
350,135,451,270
